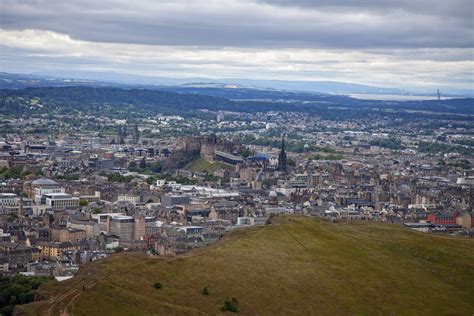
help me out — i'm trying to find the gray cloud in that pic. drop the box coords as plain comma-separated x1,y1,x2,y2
258,0,472,17
1,0,473,49
0,0,472,90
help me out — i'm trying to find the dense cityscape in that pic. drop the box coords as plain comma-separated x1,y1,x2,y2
1,97,473,272
1,0,473,315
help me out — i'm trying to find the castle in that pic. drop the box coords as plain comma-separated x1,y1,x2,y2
166,135,242,170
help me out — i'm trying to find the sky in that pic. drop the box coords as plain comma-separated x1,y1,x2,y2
0,0,473,91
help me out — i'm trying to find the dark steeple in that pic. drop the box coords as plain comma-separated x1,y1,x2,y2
277,135,287,172
118,125,126,144
132,122,140,144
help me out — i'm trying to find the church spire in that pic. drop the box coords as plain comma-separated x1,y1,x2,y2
277,135,287,172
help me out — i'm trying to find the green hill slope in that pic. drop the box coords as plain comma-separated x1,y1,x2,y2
186,157,234,173
15,217,474,315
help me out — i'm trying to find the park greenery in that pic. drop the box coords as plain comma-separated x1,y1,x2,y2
0,275,53,316
417,141,473,157
311,153,344,161
128,159,162,174
369,138,404,150
107,173,134,183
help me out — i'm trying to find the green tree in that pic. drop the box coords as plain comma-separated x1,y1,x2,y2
146,175,157,185
221,297,239,313
92,208,101,214
240,148,253,158
129,161,138,172
139,158,147,169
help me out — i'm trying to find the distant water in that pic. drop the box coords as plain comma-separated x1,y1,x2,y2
349,94,455,101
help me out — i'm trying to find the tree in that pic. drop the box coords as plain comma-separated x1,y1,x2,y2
18,292,34,304
221,297,238,312
202,287,209,295
0,295,6,307
153,282,162,289
146,175,157,185
129,161,137,171
139,158,147,169
0,275,52,315
92,208,101,214
35,169,44,176
149,162,162,173
79,200,89,207
240,148,253,158
108,173,134,183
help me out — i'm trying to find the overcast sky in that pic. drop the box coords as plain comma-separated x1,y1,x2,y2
1,0,473,91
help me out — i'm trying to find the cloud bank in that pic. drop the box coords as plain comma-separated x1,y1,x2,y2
1,0,473,90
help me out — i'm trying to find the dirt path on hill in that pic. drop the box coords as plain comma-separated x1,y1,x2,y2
45,278,97,316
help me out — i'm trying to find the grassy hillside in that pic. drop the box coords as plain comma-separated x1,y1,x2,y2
16,217,474,315
185,157,234,173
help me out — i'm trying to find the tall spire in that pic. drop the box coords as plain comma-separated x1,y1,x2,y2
118,125,126,144
277,135,287,172
132,122,139,144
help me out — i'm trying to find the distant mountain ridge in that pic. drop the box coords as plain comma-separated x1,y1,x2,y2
1,86,472,120
3,71,470,97
2,71,397,94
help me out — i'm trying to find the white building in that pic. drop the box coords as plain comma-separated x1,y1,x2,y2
0,193,19,214
31,178,65,204
116,195,140,204
44,193,80,211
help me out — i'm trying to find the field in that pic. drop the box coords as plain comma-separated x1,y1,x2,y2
15,216,474,315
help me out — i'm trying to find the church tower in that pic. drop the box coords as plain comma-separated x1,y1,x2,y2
132,122,140,144
277,135,287,172
118,125,127,144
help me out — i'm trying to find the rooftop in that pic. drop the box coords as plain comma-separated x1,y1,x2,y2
32,177,59,186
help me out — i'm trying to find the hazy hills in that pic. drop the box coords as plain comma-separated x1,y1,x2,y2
4,71,471,97
4,70,402,94
1,86,473,121
15,217,474,315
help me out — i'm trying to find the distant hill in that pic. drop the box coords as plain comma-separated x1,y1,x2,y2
157,85,339,101
6,71,472,97
16,217,474,315
1,86,472,119
0,72,114,89
19,70,403,94
0,72,405,96
0,86,235,118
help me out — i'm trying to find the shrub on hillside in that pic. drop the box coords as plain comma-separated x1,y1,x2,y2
221,297,238,312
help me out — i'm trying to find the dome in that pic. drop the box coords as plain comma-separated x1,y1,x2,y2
31,177,58,186
269,191,278,198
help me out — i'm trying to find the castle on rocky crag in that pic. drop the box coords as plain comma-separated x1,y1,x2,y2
167,134,242,170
